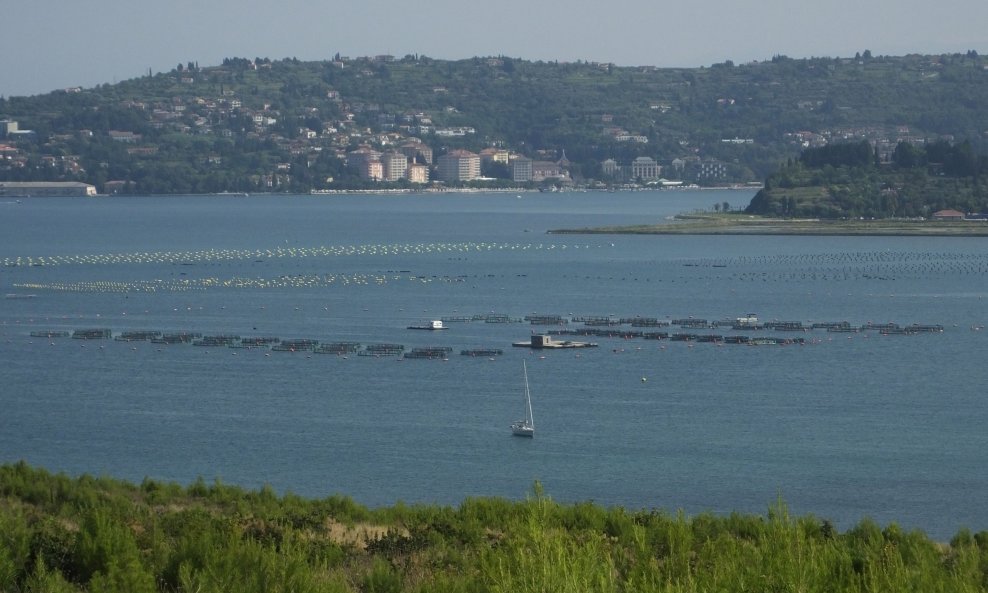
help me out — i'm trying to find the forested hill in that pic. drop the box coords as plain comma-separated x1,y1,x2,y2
745,139,988,218
1,52,987,194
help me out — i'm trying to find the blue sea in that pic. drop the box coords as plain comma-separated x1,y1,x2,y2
1,190,986,539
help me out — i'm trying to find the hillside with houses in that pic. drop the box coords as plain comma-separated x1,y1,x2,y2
1,51,987,196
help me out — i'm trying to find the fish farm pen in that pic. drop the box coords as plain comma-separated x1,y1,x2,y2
193,335,240,347
525,314,569,325
30,330,70,338
315,342,361,355
440,314,523,324
359,344,406,357
116,331,162,341
232,337,281,348
151,332,201,344
403,347,454,360
19,313,947,362
272,339,320,352
460,349,504,357
71,328,112,340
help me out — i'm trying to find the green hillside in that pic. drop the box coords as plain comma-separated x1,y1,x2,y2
746,139,988,218
1,52,987,194
1,462,986,592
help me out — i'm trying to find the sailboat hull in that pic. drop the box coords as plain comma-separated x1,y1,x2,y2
511,422,534,437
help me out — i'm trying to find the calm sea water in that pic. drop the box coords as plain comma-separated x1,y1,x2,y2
1,191,986,539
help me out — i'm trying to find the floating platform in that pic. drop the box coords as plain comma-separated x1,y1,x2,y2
407,320,448,330
513,334,598,349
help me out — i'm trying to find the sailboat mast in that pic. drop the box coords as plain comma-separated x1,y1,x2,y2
523,360,534,426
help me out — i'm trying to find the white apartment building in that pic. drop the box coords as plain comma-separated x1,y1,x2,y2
437,149,480,182
382,151,408,182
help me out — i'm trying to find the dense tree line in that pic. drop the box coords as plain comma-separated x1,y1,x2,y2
747,140,988,218
1,462,986,592
799,140,875,169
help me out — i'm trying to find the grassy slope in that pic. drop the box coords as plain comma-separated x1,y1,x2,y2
1,462,986,592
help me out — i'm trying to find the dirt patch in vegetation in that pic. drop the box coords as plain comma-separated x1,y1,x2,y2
325,517,409,549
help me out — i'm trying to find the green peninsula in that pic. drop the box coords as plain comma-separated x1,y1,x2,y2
551,140,988,236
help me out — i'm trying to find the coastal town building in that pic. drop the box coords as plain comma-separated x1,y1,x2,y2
695,159,728,181
511,156,533,182
109,130,141,143
361,160,384,181
103,180,135,194
437,149,480,182
400,140,433,165
0,120,19,137
407,163,430,184
479,148,510,165
0,119,35,140
347,147,383,180
381,151,408,182
631,156,661,180
0,181,97,197
601,157,661,182
931,209,965,220
532,161,568,183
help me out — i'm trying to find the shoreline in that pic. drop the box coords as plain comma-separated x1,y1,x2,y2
77,185,760,198
549,214,988,237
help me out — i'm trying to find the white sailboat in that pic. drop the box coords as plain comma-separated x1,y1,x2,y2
511,360,535,437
